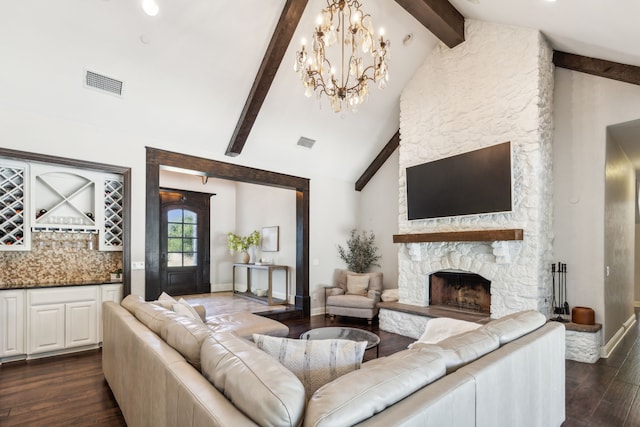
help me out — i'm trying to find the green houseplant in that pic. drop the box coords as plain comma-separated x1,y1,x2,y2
337,229,381,273
227,230,261,263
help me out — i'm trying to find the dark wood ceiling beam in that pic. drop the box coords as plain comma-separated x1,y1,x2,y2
355,130,400,192
553,51,640,86
225,0,308,157
394,0,464,48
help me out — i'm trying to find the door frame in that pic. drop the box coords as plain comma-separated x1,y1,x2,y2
145,147,310,317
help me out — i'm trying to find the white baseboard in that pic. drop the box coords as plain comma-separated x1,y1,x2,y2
210,283,233,292
601,313,637,358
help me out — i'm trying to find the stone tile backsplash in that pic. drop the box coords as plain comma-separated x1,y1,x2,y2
0,232,122,287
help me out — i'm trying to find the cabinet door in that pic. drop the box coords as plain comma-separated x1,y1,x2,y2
65,301,97,348
29,303,65,354
0,290,25,357
98,284,122,341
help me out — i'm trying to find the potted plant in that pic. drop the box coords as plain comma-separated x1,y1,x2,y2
337,229,381,273
227,230,261,263
110,268,123,282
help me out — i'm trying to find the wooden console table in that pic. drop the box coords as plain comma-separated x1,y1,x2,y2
232,263,289,306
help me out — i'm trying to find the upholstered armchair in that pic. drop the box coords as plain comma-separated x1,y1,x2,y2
325,269,383,324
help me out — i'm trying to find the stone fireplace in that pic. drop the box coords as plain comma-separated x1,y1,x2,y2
429,270,491,314
380,20,555,339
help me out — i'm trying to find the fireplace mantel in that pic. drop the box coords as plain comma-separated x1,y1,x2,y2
393,229,523,243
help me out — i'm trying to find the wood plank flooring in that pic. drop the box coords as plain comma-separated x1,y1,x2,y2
2,295,640,426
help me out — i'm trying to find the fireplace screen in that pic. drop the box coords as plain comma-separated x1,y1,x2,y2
429,270,491,314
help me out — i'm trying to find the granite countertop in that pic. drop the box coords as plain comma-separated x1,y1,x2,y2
0,280,122,290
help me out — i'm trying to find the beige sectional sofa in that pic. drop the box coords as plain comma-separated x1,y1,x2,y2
102,297,565,427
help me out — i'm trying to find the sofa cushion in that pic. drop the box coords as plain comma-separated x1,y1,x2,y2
254,334,367,398
133,302,178,335
346,274,369,296
408,317,481,348
206,312,289,339
160,315,210,369
326,294,376,309
304,349,446,427
121,294,145,313
412,329,500,373
480,310,546,345
200,332,305,427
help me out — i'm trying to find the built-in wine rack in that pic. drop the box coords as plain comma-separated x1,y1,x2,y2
0,165,27,249
102,178,123,250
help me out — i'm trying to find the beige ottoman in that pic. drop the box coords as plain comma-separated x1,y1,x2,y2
207,312,289,339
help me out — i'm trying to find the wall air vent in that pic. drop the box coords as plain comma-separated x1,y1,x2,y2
85,70,123,96
297,136,316,149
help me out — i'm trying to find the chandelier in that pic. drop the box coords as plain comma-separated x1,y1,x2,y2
294,0,390,113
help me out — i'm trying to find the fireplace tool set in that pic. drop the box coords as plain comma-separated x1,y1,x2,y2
551,262,569,322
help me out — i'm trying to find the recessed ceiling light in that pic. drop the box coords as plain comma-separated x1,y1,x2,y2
466,0,480,4
142,0,159,16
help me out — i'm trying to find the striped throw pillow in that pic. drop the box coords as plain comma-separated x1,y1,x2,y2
253,334,367,398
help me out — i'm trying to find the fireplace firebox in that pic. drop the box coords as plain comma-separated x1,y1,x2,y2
429,270,491,314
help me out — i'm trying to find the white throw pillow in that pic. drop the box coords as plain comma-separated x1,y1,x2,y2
381,288,399,302
172,298,203,323
253,334,367,398
409,317,481,348
346,274,369,296
153,291,178,309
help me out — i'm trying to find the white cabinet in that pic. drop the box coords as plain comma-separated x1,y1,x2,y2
1,284,122,360
27,286,99,355
0,160,30,251
99,283,123,341
29,303,66,353
0,290,25,358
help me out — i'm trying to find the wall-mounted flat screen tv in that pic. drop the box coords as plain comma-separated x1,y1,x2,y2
406,141,512,220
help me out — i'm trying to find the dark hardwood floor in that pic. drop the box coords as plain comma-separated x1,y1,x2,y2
2,310,640,426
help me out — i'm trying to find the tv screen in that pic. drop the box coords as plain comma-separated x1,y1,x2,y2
406,142,512,220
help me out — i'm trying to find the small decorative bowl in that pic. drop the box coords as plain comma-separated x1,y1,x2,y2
255,289,267,297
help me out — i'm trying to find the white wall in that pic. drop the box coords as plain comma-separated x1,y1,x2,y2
233,182,296,301
358,149,400,289
553,68,640,340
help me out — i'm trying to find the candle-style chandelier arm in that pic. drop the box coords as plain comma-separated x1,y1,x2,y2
294,0,390,113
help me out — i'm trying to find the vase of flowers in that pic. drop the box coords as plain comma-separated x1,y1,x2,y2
227,230,261,263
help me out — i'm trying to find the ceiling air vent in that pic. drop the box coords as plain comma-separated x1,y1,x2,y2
297,136,316,149
85,70,123,96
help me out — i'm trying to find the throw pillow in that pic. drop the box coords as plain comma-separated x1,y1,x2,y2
346,274,369,296
172,298,203,323
201,332,305,427
380,288,399,302
153,291,178,310
408,317,481,348
253,334,367,398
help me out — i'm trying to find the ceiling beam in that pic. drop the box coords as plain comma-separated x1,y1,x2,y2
394,0,464,48
355,130,400,192
553,51,640,86
225,0,308,157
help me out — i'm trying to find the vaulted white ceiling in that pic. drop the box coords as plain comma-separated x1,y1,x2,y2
0,0,638,183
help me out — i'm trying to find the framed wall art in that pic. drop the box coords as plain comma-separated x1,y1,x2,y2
261,226,279,252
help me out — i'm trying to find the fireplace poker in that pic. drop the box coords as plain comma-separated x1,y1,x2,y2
563,263,569,315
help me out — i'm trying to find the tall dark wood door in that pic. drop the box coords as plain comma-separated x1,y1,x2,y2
159,189,211,296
